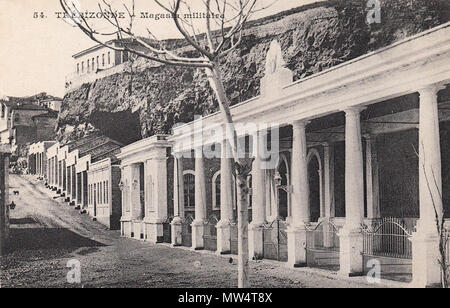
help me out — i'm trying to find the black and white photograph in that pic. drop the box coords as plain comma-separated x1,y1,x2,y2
0,0,450,292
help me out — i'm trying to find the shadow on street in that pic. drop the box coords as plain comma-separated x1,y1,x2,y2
6,228,106,253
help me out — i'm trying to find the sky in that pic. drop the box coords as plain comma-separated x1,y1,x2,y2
0,0,320,98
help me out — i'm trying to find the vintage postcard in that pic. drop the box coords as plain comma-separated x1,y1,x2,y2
0,0,449,292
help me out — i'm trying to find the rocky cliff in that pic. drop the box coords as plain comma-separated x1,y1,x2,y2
59,0,450,145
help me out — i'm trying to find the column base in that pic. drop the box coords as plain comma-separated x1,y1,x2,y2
144,218,165,244
191,220,205,250
216,220,231,255
410,228,443,288
339,227,364,277
132,220,145,240
171,217,183,247
287,226,307,268
248,223,264,260
120,217,132,238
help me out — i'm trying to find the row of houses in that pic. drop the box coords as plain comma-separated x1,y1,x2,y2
28,22,450,288
28,134,123,229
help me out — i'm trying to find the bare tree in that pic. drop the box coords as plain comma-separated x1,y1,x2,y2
417,142,449,288
60,0,276,288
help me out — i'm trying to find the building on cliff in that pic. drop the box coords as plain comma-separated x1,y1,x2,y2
107,23,450,288
65,40,132,93
0,94,60,153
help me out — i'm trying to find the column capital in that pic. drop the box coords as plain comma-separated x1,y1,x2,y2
418,84,446,97
291,119,310,129
194,146,204,158
342,106,366,117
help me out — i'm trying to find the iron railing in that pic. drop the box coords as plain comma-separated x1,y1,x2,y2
203,215,219,252
181,215,194,247
305,219,340,252
262,218,288,262
362,217,413,259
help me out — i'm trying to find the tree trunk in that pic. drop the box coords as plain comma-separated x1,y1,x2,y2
206,63,250,288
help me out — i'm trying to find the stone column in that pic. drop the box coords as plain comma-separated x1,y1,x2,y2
66,166,71,202
144,154,168,244
120,165,132,237
340,107,365,277
216,139,234,254
38,153,42,176
130,163,142,220
79,171,84,208
411,85,445,288
171,155,184,246
323,143,335,247
40,153,43,177
36,153,40,176
287,120,310,268
191,147,207,250
365,135,380,220
72,166,77,205
248,131,266,259
47,158,50,184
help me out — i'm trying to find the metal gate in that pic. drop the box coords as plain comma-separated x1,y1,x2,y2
305,219,340,270
362,217,412,259
262,218,288,262
181,215,194,247
162,217,173,244
204,215,219,251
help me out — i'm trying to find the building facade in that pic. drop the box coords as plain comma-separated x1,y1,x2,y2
28,141,56,179
0,96,59,152
65,40,131,92
28,135,123,229
87,157,122,229
0,145,10,255
117,23,450,288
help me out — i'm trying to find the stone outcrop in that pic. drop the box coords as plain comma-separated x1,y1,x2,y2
59,0,450,145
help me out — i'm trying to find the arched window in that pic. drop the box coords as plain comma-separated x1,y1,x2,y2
212,170,238,210
103,181,106,204
248,174,252,209
276,153,290,220
307,148,323,222
108,52,111,65
105,180,108,204
102,54,105,66
212,171,221,210
99,182,102,204
183,171,195,209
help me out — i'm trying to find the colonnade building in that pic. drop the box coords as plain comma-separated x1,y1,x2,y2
116,24,450,288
